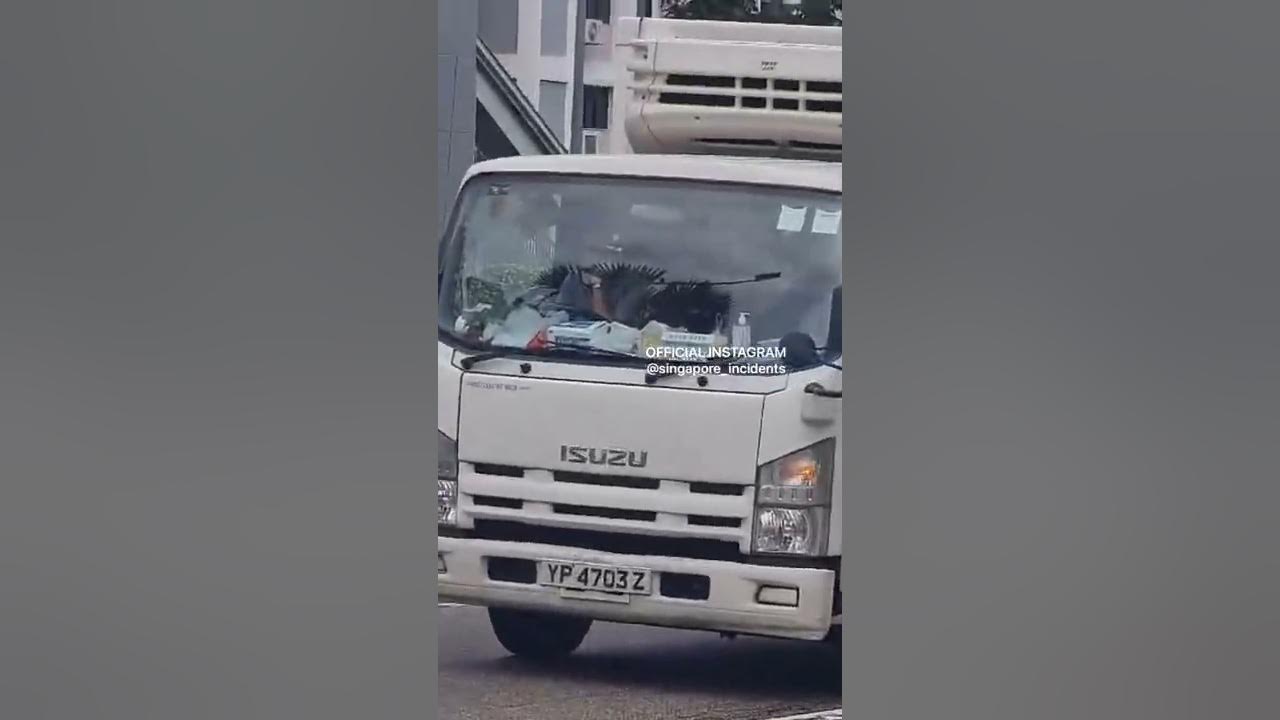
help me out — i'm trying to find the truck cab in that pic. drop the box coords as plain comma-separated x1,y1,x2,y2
437,17,842,658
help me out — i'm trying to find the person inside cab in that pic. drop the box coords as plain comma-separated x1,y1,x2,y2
537,194,666,325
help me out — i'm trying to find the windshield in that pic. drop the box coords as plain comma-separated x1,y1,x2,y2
438,173,842,364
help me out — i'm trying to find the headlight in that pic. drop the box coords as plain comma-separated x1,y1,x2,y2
755,507,827,555
438,431,458,526
752,440,834,556
438,478,458,526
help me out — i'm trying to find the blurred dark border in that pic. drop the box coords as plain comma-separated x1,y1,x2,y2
6,1,1280,719
2,2,437,719
844,1,1280,718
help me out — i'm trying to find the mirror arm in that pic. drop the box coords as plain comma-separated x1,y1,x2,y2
804,382,842,398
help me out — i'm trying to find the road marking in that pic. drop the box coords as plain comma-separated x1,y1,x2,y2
763,710,841,720
438,603,465,608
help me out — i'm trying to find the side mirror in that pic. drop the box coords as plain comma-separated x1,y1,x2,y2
825,286,842,357
780,331,821,369
804,382,842,398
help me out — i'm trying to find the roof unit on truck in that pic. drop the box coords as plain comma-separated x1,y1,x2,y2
612,17,842,160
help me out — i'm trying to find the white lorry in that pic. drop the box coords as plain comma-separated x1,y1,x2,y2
437,16,842,658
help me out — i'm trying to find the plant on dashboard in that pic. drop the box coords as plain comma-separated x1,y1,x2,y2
644,281,733,334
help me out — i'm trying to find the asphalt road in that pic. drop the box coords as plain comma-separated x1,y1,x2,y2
437,604,840,720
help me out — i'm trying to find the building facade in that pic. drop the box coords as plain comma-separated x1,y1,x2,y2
437,0,478,234
475,1,833,158
438,0,567,236
479,1,662,156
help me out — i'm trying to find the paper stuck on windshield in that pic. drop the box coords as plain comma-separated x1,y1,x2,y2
812,208,842,235
777,205,808,232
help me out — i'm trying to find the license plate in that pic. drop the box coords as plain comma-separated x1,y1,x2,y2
538,560,653,595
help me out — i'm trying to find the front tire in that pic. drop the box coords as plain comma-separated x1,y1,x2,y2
487,608,593,659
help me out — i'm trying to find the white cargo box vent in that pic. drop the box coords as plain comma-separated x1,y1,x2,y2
614,18,842,160
660,74,842,115
655,73,841,155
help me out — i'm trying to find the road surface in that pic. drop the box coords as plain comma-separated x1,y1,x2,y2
437,604,840,720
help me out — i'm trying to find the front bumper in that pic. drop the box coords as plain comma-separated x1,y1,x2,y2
438,536,836,641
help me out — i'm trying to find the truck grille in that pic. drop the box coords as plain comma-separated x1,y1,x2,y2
554,470,747,497
554,470,660,491
552,504,656,522
458,463,755,551
471,519,742,562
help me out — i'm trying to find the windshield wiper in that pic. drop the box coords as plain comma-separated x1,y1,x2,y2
458,347,518,370
654,272,781,287
458,341,638,370
540,342,643,362
459,338,742,387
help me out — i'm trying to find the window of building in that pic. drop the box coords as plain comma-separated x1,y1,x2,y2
583,85,611,130
478,0,519,53
586,0,612,22
541,0,568,56
539,81,569,142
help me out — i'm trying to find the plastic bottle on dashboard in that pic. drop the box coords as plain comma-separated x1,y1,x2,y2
640,320,667,358
731,312,752,349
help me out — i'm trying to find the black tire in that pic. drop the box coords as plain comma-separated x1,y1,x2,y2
487,608,592,659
